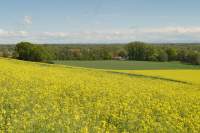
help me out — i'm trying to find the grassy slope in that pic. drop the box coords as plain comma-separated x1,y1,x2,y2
54,60,200,70
0,58,200,132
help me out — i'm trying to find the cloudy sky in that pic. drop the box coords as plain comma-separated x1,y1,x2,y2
1,0,200,43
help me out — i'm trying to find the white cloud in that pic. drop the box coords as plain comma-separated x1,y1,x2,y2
139,27,200,34
1,26,200,43
24,16,32,25
40,26,200,41
0,29,28,37
42,32,70,38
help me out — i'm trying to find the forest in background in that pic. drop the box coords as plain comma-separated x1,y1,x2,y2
0,42,200,65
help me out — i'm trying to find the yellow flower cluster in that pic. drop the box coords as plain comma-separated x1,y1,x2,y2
118,70,200,85
0,58,200,132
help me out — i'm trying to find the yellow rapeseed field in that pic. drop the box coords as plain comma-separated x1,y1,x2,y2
0,58,200,132
117,70,200,85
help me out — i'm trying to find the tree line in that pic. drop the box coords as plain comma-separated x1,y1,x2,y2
0,41,200,65
126,42,200,65
13,42,122,62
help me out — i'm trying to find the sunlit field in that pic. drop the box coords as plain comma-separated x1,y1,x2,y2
117,70,200,85
0,58,200,132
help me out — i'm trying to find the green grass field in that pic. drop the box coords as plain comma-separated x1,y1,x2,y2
54,60,200,70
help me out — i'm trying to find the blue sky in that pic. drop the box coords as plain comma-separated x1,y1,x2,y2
1,0,200,43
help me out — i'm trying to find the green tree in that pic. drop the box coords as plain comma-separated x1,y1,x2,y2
117,50,127,58
166,48,177,61
157,50,168,62
126,42,147,60
15,42,35,60
145,46,158,61
177,49,188,62
187,52,200,65
15,42,51,62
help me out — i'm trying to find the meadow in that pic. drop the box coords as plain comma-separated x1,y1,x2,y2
54,60,200,70
0,58,200,132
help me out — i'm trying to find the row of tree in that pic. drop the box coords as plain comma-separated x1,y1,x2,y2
54,46,112,60
126,42,200,65
14,42,116,62
3,42,200,65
